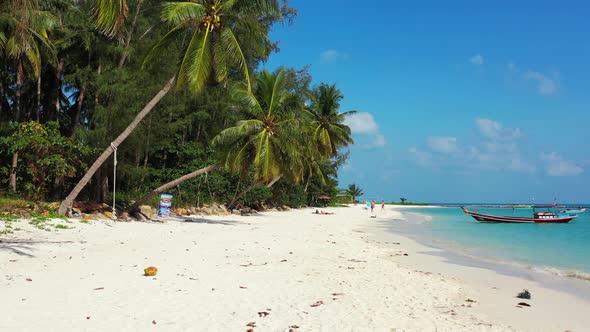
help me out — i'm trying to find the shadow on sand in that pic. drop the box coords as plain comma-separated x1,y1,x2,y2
179,217,239,226
0,239,75,257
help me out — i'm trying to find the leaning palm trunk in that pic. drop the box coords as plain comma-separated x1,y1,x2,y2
127,163,221,214
57,76,176,215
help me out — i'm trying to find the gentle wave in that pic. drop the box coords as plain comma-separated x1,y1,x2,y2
530,266,590,282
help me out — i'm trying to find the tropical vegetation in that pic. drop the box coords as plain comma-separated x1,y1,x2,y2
0,0,355,214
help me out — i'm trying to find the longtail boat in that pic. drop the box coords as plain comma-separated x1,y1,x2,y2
461,206,577,224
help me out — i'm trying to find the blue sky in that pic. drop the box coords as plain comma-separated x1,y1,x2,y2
263,0,590,204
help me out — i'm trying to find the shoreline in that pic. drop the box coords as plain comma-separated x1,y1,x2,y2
369,206,590,331
1,206,589,331
392,209,590,286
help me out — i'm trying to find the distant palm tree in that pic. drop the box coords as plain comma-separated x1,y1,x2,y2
305,84,355,158
346,183,363,202
59,0,281,215
400,197,407,204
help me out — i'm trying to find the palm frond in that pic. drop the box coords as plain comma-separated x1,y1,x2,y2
267,69,285,115
161,2,206,26
92,0,128,39
142,25,184,67
25,43,41,77
220,27,251,92
177,27,211,92
0,31,6,49
225,0,281,17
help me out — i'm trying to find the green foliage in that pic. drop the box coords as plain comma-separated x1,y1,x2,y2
0,213,19,222
270,182,307,207
0,1,354,211
0,122,90,199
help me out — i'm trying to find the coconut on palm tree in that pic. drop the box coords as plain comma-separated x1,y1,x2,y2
58,0,281,215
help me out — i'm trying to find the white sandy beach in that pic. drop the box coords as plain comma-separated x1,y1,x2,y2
1,206,589,331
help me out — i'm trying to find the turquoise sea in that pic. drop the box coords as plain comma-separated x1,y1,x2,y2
387,205,590,280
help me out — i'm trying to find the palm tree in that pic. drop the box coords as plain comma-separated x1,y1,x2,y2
346,183,363,202
0,0,57,191
400,197,407,204
212,69,303,207
305,84,355,158
58,0,281,215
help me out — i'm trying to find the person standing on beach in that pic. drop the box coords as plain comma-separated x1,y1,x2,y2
381,200,385,210
370,200,375,214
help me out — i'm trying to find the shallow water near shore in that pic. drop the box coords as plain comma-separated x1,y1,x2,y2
385,206,590,283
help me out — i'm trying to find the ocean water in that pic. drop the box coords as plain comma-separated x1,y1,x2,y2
387,206,590,279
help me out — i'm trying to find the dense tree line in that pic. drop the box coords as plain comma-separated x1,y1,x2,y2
0,0,354,213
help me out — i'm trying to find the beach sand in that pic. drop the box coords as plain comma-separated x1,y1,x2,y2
1,206,589,331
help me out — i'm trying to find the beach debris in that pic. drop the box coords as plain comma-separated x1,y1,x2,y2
152,320,157,325
348,259,366,263
517,289,531,299
239,285,248,289
257,311,270,317
280,259,287,262
25,278,32,282
465,299,477,303
240,263,253,267
403,253,409,256
94,287,104,291
144,266,158,276
310,301,324,307
517,302,531,307
246,322,256,327
86,316,90,320
289,325,300,331
331,293,344,296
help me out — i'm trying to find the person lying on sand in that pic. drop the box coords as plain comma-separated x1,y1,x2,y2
313,209,334,215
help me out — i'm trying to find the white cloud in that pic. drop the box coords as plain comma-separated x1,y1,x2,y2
509,156,536,173
373,134,387,147
427,137,457,154
320,49,349,63
344,112,386,148
469,54,484,66
412,120,534,174
345,112,379,134
525,71,557,96
541,152,583,176
409,147,433,167
476,118,521,141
